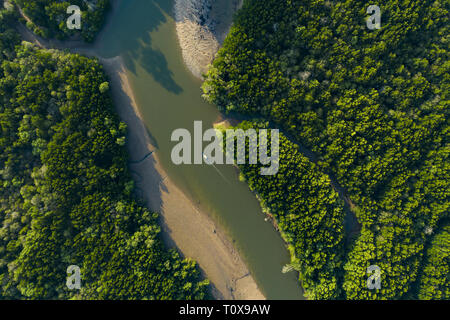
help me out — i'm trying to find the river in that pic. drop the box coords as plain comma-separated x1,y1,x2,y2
94,0,304,300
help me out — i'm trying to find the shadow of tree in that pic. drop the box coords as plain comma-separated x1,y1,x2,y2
96,0,182,94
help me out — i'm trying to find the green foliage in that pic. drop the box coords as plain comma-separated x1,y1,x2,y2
223,121,346,299
99,81,109,94
204,0,449,299
13,0,111,42
417,224,450,300
0,13,208,299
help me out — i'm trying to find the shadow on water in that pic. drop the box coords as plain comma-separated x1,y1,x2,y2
95,0,305,299
97,0,182,94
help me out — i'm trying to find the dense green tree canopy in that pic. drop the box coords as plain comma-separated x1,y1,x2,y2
204,0,449,299
13,0,110,42
222,121,347,299
0,7,209,299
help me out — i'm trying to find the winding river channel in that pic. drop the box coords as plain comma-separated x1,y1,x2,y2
94,0,304,299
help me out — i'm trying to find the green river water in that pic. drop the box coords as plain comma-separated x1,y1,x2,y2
94,0,304,299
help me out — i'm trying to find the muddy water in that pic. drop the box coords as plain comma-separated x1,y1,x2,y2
94,0,304,299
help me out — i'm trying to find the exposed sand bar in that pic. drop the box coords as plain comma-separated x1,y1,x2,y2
174,0,242,78
102,56,264,300
15,0,264,300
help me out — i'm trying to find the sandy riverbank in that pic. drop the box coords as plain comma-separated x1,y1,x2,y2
174,0,242,78
15,0,264,300
101,56,264,300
